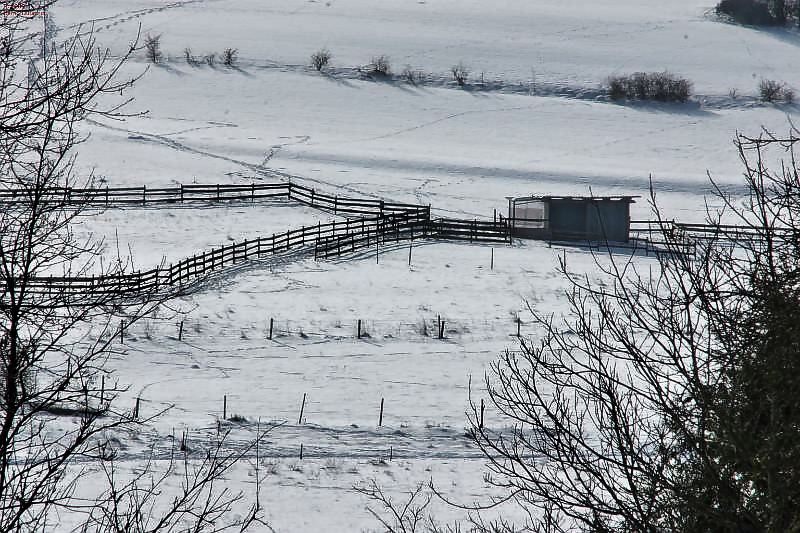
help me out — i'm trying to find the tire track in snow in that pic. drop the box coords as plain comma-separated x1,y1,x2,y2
86,118,391,201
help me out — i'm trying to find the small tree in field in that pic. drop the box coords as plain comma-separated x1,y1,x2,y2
222,47,238,67
368,55,391,77
311,48,332,72
451,61,469,86
1,1,268,530
144,33,162,63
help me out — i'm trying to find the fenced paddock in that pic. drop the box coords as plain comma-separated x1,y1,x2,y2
2,181,517,306
6,179,780,307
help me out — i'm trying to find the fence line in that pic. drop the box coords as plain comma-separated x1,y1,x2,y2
15,203,514,304
0,181,429,219
29,179,788,303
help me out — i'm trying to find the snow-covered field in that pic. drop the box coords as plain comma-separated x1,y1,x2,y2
41,0,800,530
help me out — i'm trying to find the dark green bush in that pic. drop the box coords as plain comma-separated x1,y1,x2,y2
716,0,779,25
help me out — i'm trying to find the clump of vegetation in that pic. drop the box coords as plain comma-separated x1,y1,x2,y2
759,78,795,103
715,0,785,25
144,33,162,63
607,71,693,103
311,48,332,72
401,64,422,85
451,61,469,86
183,47,199,66
368,55,391,77
222,48,238,67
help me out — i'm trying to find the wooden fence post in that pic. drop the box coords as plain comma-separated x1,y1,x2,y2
298,393,307,424
223,395,227,421
357,319,362,339
178,320,184,341
268,318,274,340
378,398,384,427
491,247,494,270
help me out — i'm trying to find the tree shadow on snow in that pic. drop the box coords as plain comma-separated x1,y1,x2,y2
608,99,715,117
154,62,188,78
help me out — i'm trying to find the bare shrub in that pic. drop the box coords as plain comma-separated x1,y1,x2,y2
183,47,199,66
144,33,162,64
759,79,794,102
368,55,391,77
606,71,693,103
310,48,332,72
451,61,469,86
401,64,421,85
204,53,216,67
222,48,238,67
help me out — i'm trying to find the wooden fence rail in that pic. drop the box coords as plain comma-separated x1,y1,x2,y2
0,181,430,220
15,211,439,302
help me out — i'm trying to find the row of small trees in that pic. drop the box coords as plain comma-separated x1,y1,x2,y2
144,33,238,67
311,49,471,87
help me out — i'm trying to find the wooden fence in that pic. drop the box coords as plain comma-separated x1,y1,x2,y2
0,181,427,219
20,211,437,301
430,218,511,243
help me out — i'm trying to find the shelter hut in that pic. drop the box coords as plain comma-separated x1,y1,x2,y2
507,195,637,243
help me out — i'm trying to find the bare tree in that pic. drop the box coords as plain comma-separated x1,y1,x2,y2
368,55,391,77
311,48,332,72
1,1,268,530
451,62,469,87
466,127,800,532
144,33,162,63
222,47,238,67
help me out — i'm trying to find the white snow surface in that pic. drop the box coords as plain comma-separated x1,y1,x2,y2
29,0,800,530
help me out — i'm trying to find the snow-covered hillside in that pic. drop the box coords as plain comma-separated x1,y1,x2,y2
40,0,800,530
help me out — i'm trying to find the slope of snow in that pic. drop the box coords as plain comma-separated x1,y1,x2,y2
32,0,800,530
